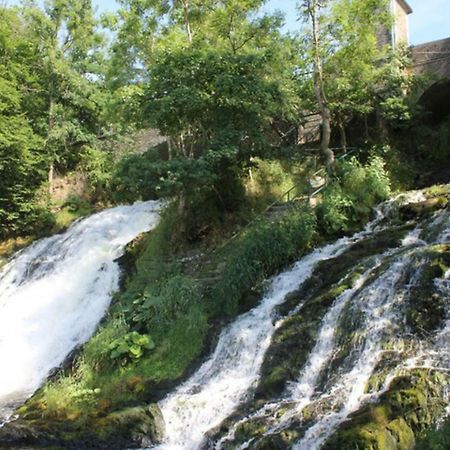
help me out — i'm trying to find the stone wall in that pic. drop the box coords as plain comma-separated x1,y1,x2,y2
393,0,411,45
412,37,450,79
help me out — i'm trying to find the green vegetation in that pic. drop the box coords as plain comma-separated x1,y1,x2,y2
416,416,450,450
0,0,449,448
0,0,423,241
212,207,317,316
317,156,391,235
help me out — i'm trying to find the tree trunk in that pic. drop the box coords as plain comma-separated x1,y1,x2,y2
364,114,370,141
307,0,334,172
47,73,56,195
338,118,347,152
179,134,187,158
48,163,54,195
376,107,388,140
177,194,187,237
180,0,193,43
167,138,173,160
320,105,334,171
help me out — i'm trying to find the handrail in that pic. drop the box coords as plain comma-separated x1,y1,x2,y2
213,147,356,254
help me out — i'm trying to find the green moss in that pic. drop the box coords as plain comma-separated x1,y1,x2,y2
324,369,449,450
233,419,269,443
388,418,416,449
424,184,450,198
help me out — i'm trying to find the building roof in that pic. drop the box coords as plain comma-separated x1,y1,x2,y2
397,0,413,14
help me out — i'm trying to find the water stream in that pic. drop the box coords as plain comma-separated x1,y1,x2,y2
0,201,162,421
152,197,449,450
152,199,413,449
1,192,448,450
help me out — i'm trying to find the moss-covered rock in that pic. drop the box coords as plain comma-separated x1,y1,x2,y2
256,224,411,403
0,404,164,449
404,245,450,337
323,369,449,450
399,197,448,221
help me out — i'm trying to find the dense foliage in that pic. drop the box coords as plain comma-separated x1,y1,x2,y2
1,0,423,240
0,2,112,238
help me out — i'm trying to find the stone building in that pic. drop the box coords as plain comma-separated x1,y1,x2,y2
378,0,413,48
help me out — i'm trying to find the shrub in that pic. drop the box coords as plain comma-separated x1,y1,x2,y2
108,331,155,366
125,275,203,331
317,156,391,235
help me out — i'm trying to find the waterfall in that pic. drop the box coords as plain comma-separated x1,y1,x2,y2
222,210,450,450
292,254,413,450
150,198,449,450
1,190,447,450
154,243,348,450
0,201,162,421
290,215,450,449
152,206,400,450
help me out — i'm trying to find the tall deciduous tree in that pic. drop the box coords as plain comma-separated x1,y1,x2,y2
0,7,46,237
298,0,334,170
24,0,106,190
297,0,410,160
0,2,111,237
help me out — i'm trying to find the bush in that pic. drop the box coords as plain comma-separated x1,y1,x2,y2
123,275,203,332
317,156,391,235
108,331,155,366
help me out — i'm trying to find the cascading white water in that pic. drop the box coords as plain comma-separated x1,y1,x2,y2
154,244,346,450
152,205,401,450
292,254,412,450
291,214,450,449
227,226,424,449
150,194,449,450
0,201,162,421
223,264,381,450
226,212,450,450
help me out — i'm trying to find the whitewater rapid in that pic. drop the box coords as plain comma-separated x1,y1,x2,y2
152,193,449,450
152,200,400,450
0,201,162,420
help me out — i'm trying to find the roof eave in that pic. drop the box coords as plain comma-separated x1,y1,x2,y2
397,0,413,15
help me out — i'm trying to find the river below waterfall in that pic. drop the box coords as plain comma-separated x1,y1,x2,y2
0,201,162,421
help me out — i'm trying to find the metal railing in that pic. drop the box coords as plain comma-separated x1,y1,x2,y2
213,147,358,254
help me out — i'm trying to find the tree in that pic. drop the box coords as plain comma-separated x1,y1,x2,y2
296,0,410,160
325,0,390,147
298,0,334,170
23,0,107,190
105,0,287,127
108,0,297,190
0,7,47,237
0,2,113,237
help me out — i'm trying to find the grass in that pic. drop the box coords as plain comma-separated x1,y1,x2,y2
211,206,317,317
